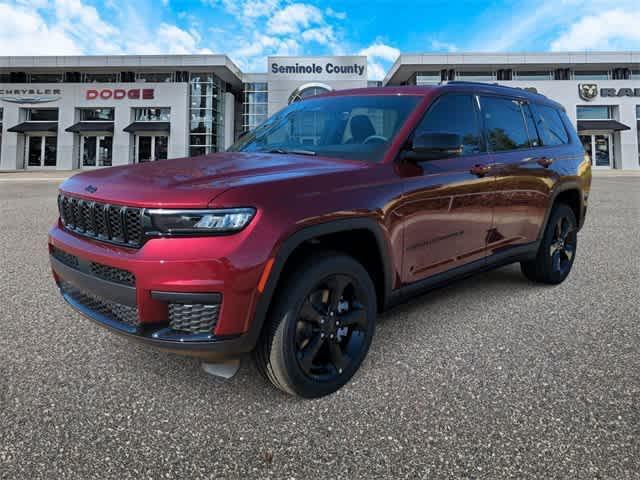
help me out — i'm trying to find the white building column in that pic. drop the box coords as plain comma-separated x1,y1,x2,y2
0,104,20,170
223,91,235,150
619,104,639,170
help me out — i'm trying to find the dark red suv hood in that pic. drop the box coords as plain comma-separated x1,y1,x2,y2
60,152,365,208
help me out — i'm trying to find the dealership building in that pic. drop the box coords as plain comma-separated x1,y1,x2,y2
1,51,640,171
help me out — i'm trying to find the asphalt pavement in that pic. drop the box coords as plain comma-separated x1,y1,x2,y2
0,177,638,479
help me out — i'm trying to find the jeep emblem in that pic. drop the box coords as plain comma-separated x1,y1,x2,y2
579,84,598,101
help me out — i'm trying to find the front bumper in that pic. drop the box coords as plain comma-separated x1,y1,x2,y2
49,223,266,359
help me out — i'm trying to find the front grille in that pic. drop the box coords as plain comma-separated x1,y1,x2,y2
169,303,220,334
89,262,136,286
51,246,79,268
58,194,144,248
60,281,139,327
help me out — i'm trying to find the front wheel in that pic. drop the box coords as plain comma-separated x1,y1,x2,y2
254,253,376,398
521,203,578,284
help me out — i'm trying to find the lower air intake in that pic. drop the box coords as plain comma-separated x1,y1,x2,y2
59,281,140,327
169,303,220,334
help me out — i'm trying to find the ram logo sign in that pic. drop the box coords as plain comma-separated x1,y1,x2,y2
578,84,598,101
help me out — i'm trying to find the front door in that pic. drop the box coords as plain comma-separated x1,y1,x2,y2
135,135,168,163
26,135,57,168
580,133,613,169
397,93,494,284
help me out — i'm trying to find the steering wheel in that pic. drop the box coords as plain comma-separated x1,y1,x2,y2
363,135,388,144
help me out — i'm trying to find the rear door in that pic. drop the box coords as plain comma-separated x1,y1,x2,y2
397,93,495,284
478,95,552,255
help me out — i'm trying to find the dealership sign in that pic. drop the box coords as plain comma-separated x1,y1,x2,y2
271,62,366,76
86,88,155,100
579,83,640,101
0,88,62,104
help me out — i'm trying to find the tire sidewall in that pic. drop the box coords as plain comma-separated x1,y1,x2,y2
540,204,578,284
269,255,377,398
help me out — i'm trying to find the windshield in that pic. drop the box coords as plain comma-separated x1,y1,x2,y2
229,95,421,162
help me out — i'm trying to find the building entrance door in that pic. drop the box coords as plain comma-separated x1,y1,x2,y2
579,133,613,169
26,135,57,168
81,135,113,168
135,135,168,163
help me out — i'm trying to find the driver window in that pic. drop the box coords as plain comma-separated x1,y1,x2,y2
342,107,399,144
414,94,483,155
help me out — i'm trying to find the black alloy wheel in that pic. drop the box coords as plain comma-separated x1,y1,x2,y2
521,203,578,284
549,214,577,276
255,253,376,398
294,274,369,380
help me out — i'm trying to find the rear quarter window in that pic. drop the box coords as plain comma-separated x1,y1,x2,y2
533,104,569,146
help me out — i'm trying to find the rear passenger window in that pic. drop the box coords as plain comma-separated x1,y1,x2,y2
414,94,483,155
534,105,569,146
480,96,532,151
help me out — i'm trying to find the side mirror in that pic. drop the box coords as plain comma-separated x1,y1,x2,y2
404,133,464,162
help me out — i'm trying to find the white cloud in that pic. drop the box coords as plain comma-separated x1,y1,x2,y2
358,42,400,62
358,41,400,80
0,0,215,56
325,7,346,20
267,3,323,35
551,9,640,50
0,3,82,55
54,0,118,37
301,26,335,45
430,40,458,52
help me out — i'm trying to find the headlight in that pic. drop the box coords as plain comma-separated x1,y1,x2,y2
147,208,256,235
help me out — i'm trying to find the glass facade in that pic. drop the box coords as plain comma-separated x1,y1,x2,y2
27,108,58,121
189,72,225,156
515,70,553,80
573,70,610,80
242,82,268,132
29,73,64,83
80,108,115,121
289,85,331,103
577,106,613,120
83,72,120,83
135,72,174,83
414,72,441,85
134,107,171,122
456,71,496,81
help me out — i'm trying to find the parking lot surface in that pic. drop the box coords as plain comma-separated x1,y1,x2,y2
0,177,638,479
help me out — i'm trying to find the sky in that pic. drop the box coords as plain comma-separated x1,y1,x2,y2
2,0,640,79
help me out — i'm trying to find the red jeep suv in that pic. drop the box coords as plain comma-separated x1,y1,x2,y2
49,83,591,398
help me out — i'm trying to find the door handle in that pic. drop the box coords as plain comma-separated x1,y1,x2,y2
470,164,490,177
537,157,554,168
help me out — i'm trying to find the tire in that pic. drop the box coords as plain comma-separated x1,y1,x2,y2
254,252,377,398
521,203,578,285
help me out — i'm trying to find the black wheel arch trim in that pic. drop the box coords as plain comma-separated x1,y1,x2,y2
246,217,394,352
539,180,585,240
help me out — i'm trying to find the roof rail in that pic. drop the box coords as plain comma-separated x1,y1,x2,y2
440,80,545,96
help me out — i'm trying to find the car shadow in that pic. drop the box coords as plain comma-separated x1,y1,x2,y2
114,263,538,403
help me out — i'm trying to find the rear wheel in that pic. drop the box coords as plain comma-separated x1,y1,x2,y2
521,203,578,284
254,253,376,398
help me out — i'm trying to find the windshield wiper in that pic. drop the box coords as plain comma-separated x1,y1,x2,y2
263,148,317,156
